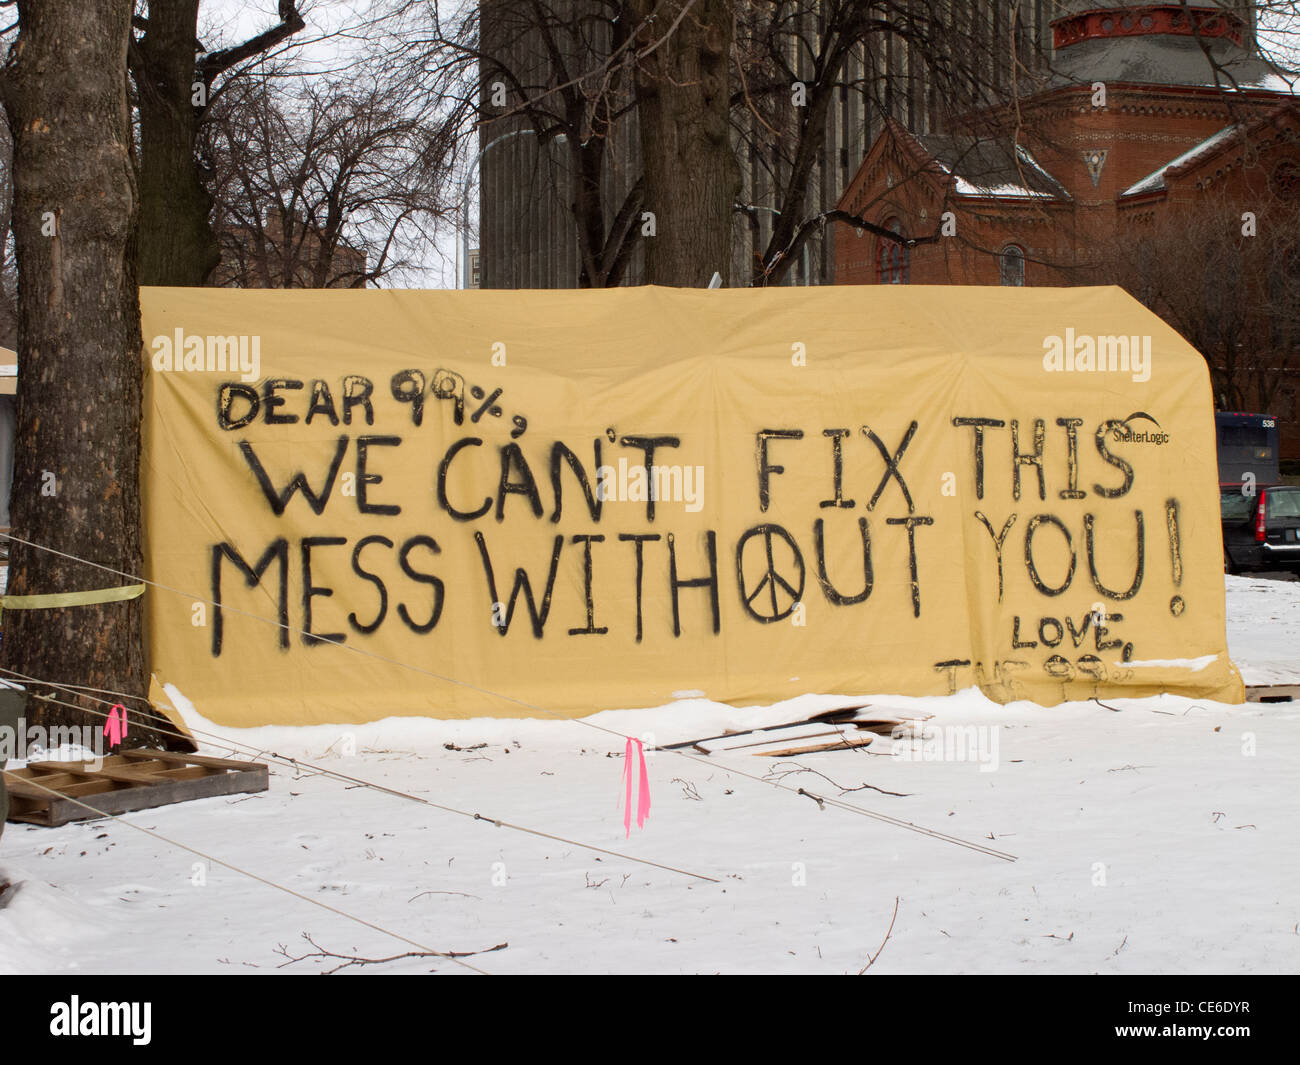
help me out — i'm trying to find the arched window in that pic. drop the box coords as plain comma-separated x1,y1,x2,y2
999,244,1026,286
877,218,909,284
1271,160,1299,198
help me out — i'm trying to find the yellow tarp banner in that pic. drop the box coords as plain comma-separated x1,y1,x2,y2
147,673,197,751
140,285,1243,725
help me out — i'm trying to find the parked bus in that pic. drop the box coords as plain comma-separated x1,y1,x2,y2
1215,411,1280,488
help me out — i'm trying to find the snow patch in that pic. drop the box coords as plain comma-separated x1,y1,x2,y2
0,869,117,975
1122,654,1218,671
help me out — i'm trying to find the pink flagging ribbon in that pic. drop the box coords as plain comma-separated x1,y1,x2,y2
103,703,128,749
622,737,651,837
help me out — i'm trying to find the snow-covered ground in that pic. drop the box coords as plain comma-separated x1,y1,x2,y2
1224,573,1300,686
1,575,1298,975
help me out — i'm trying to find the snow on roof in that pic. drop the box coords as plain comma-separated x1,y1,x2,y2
952,178,1048,198
953,147,1068,198
1122,123,1246,196
1243,72,1298,93
1199,70,1299,94
915,134,1069,201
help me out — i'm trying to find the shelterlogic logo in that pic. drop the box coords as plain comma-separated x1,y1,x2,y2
150,328,260,382
1110,411,1170,447
1042,329,1152,382
50,997,151,1045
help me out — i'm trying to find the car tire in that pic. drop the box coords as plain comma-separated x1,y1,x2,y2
1224,549,1236,575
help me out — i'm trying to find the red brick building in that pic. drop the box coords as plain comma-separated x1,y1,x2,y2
212,211,368,290
833,2,1299,458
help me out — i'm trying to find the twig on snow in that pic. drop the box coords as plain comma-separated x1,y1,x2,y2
768,762,911,798
671,777,703,801
275,932,505,974
407,889,482,902
858,896,900,974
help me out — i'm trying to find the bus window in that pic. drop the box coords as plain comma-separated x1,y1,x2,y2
1216,413,1281,485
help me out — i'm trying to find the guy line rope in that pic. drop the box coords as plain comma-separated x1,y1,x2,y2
0,530,1018,864
0,768,497,976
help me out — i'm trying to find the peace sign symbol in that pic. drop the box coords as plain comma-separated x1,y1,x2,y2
736,523,806,623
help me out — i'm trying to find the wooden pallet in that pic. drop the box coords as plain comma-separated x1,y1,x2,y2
658,704,871,752
669,709,933,758
4,749,268,827
1245,684,1300,703
754,735,875,758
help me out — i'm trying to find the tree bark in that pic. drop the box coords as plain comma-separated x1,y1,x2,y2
132,0,305,287
631,0,740,286
133,0,222,287
0,0,149,731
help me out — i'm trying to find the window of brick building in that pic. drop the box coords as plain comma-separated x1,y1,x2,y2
877,217,909,284
999,244,1026,286
1271,160,1299,198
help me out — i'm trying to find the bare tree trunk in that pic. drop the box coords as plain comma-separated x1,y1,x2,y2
0,121,17,347
631,0,739,286
133,0,222,287
0,0,149,730
132,0,305,287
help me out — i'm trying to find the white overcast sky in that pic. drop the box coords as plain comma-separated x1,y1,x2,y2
200,0,462,288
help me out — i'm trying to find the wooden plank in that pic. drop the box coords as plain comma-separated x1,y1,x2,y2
6,752,269,827
5,793,47,820
60,779,134,797
67,764,172,786
852,718,911,736
708,726,850,753
119,748,260,772
8,768,89,790
20,760,97,777
660,705,871,751
8,764,268,827
13,757,163,786
5,774,123,802
45,755,139,771
153,766,221,782
752,735,875,758
698,715,926,754
808,703,872,721
11,754,253,789
1245,684,1299,703
99,758,174,778
2,775,63,800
